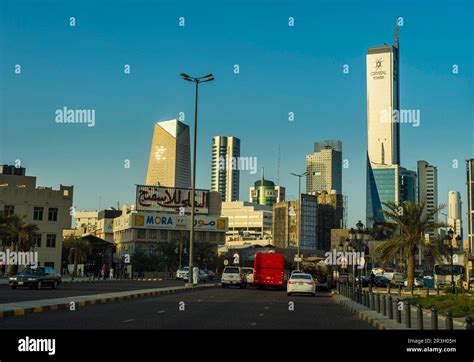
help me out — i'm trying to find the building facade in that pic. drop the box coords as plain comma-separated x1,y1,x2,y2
417,161,438,237
221,201,272,246
145,119,191,188
0,166,73,270
211,136,240,202
448,191,463,238
272,194,318,252
306,140,342,195
312,191,344,252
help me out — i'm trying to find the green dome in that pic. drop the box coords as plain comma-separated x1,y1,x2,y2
254,179,275,187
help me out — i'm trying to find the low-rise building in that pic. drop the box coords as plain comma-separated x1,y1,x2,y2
221,201,272,246
0,165,73,270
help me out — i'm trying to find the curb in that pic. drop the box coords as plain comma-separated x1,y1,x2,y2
334,294,389,330
0,283,220,320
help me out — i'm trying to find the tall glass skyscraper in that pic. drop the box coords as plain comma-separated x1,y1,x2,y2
467,159,474,253
211,136,240,202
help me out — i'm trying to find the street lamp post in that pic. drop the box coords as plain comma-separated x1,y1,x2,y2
180,72,214,286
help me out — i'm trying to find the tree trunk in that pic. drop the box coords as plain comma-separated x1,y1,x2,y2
407,248,415,294
6,242,17,276
73,249,78,278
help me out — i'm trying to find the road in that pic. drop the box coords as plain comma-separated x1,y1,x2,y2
0,285,374,329
0,279,184,304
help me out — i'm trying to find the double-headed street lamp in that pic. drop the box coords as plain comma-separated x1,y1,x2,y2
180,72,214,286
349,220,370,290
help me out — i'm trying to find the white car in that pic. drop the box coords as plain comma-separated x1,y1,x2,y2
176,267,189,280
241,267,254,284
287,273,316,296
221,266,247,288
404,277,424,288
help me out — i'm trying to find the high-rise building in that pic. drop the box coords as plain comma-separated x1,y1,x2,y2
306,140,342,195
249,169,285,207
447,191,462,238
417,160,438,237
366,21,417,226
145,119,191,188
467,159,474,253
310,190,344,251
211,136,240,202
272,194,318,251
367,164,417,223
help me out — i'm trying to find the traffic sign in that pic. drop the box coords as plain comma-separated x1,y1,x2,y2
223,259,229,266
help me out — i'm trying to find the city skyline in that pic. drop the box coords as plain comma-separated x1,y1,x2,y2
1,0,472,230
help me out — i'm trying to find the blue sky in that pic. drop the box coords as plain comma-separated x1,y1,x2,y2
1,0,473,230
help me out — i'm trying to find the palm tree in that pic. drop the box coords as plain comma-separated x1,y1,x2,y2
0,215,40,275
63,236,90,278
373,200,446,292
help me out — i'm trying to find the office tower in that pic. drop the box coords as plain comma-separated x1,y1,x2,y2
314,190,344,251
306,140,342,195
447,191,463,238
145,119,191,188
211,136,240,202
249,169,285,207
417,160,438,237
467,159,474,252
366,21,416,226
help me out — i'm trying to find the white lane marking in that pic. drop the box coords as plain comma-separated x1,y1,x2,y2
122,319,135,323
197,299,203,302
157,310,165,314
264,307,269,310
250,322,257,326
259,313,264,317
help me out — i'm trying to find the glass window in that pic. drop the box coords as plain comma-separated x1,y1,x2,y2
33,235,42,248
4,205,14,216
48,208,58,221
137,229,146,239
46,234,56,248
33,207,43,221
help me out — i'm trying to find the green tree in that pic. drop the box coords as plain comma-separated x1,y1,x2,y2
63,236,90,277
373,200,446,292
0,215,39,275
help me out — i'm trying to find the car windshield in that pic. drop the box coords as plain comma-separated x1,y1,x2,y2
291,274,312,280
224,267,239,274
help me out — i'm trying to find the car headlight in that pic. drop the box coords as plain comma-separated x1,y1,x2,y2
27,278,36,281
10,277,17,281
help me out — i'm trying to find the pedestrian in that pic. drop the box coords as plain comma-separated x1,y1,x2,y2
109,267,114,279
369,270,376,290
101,264,106,280
168,266,174,279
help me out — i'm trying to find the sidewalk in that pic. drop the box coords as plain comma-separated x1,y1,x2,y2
333,292,468,330
0,283,219,318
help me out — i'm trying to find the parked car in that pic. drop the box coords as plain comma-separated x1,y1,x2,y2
404,277,424,288
176,267,189,280
221,266,247,288
374,275,390,287
205,270,216,281
198,269,208,282
241,267,254,285
287,273,316,296
9,267,61,290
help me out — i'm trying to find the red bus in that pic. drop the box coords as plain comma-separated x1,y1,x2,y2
253,252,289,290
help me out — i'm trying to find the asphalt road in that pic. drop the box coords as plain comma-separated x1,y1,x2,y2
0,286,374,329
0,279,185,304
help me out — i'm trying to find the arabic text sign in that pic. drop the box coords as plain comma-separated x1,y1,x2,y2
134,213,227,231
136,185,209,214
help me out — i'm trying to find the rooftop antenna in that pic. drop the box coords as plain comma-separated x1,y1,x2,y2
277,144,281,185
261,167,265,186
394,16,399,50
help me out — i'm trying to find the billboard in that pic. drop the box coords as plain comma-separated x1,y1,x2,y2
134,213,228,232
136,185,209,214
